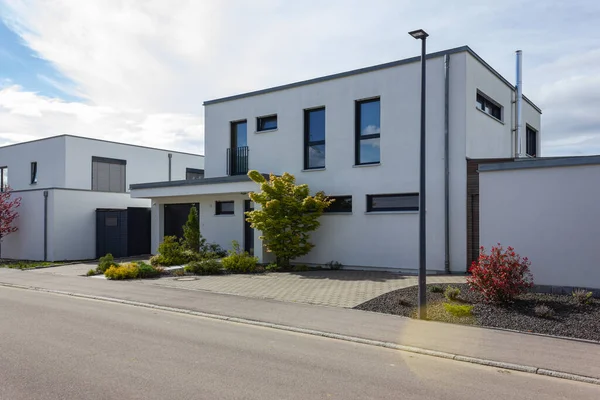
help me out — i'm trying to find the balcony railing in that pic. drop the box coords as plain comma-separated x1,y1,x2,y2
227,146,249,176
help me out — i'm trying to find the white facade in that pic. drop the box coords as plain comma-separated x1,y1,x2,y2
0,135,204,261
132,46,542,273
479,157,600,290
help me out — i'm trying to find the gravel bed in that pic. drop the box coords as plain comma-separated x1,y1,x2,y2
354,283,600,342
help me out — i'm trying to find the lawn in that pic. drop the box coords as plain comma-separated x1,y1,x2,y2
0,260,64,270
354,283,600,342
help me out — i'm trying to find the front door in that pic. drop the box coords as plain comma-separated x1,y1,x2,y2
244,200,254,255
164,203,199,240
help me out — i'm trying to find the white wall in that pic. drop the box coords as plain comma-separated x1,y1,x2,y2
0,189,47,261
50,189,150,261
65,136,204,190
465,53,541,159
480,164,600,289
0,137,67,191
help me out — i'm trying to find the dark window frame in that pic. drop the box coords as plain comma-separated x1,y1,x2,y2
230,119,248,149
256,114,278,132
526,125,538,158
30,162,37,184
366,193,419,212
186,168,204,180
0,166,7,192
324,195,353,213
476,91,503,121
355,97,381,165
304,107,326,170
215,200,235,215
91,156,127,193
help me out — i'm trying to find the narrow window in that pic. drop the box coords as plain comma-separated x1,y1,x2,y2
367,193,419,212
304,107,326,169
526,126,537,157
30,162,38,184
0,166,7,192
186,168,204,180
476,92,502,121
92,156,126,193
356,98,381,165
257,115,277,132
216,201,235,215
324,195,352,213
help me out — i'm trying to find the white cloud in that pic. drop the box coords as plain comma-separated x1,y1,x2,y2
0,0,599,156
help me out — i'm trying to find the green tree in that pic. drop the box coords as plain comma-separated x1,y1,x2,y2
182,205,204,252
246,170,333,268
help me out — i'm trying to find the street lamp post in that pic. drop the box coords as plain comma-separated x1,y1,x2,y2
408,29,428,320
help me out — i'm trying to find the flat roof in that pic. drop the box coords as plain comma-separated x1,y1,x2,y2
0,134,204,157
478,155,600,172
130,173,271,190
203,45,541,114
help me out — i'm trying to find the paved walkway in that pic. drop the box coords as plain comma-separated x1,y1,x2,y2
30,263,465,308
141,271,466,308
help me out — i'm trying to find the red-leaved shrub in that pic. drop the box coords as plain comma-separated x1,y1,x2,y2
467,244,533,303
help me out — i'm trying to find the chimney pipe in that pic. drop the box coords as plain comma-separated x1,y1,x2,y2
515,50,523,158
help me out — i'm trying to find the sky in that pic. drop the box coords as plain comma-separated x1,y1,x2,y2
0,0,599,156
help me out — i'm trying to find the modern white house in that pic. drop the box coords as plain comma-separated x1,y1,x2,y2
130,45,542,273
0,134,204,261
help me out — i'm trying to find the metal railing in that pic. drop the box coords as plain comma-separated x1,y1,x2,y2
227,146,249,176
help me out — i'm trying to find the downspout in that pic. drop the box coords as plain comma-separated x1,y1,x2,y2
515,50,523,158
168,153,172,181
444,54,450,274
43,190,48,261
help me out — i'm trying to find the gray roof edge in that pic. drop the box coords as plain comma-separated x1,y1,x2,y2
202,45,541,113
129,173,270,190
478,155,600,172
0,134,204,157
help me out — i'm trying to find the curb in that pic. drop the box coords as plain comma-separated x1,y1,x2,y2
1,282,599,387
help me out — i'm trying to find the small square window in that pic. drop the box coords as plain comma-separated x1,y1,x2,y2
324,196,352,213
367,193,419,212
216,201,234,215
257,115,277,131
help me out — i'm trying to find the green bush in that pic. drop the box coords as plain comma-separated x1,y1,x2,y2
443,303,473,317
202,243,227,258
572,289,593,305
150,236,187,266
172,268,186,277
104,263,139,280
429,285,444,293
97,253,116,273
293,264,309,272
444,286,461,301
325,260,342,270
265,263,280,272
86,269,97,276
137,262,163,278
181,206,204,252
221,240,258,273
185,259,222,275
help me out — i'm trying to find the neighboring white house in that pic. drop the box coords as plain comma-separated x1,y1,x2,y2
479,156,600,291
130,45,542,273
0,134,204,261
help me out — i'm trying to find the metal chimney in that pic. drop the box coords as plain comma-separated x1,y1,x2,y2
515,50,523,158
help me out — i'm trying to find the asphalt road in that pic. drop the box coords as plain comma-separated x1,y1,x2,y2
0,287,597,400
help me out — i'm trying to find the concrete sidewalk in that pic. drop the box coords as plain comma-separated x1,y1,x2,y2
1,268,598,382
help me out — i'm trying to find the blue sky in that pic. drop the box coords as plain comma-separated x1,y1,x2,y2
0,0,599,155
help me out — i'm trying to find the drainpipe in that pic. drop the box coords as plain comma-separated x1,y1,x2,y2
43,190,48,261
515,50,524,158
443,54,451,274
168,153,172,181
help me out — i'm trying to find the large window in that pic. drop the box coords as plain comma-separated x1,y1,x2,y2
367,193,419,212
257,115,277,132
355,98,381,165
476,91,502,121
215,201,234,215
30,162,38,184
304,107,326,169
324,195,352,213
92,156,126,193
526,126,538,157
186,168,204,180
0,166,7,192
231,120,248,148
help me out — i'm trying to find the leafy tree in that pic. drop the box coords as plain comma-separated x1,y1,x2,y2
182,205,204,252
246,170,333,268
0,186,21,258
